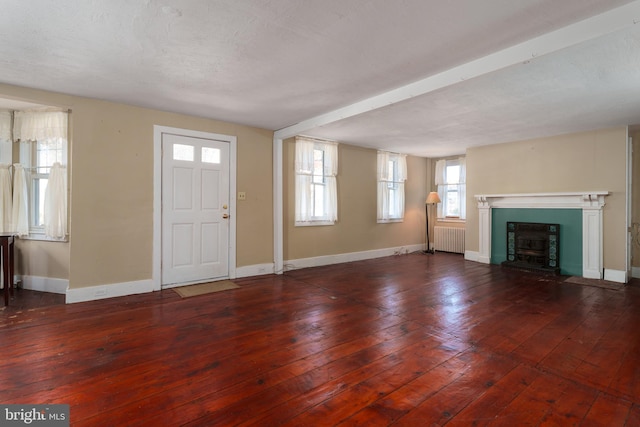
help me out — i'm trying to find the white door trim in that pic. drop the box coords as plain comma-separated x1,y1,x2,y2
153,125,237,291
627,133,633,281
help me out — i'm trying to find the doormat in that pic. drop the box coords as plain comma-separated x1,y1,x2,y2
173,280,239,298
563,276,624,291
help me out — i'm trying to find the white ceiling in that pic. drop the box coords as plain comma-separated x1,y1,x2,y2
1,0,639,157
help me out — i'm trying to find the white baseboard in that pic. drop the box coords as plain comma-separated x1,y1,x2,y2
284,244,424,271
464,251,479,262
604,269,627,284
20,276,68,295
63,263,277,303
632,266,640,279
235,263,275,278
50,263,276,304
66,279,154,304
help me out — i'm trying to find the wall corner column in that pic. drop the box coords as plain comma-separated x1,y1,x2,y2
582,193,606,279
273,136,284,274
476,196,492,264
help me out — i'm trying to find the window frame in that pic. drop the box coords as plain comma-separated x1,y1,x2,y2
436,157,466,222
0,110,70,241
443,160,460,218
294,137,338,227
22,137,67,236
377,151,407,223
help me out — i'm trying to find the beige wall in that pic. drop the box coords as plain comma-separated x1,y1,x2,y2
0,83,273,289
283,139,430,260
466,127,628,272
4,81,630,290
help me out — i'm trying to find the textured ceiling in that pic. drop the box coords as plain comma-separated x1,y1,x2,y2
0,0,639,157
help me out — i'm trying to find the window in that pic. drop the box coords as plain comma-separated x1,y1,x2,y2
173,143,194,161
295,136,338,226
0,110,69,239
377,151,407,222
25,137,66,231
201,147,220,164
435,157,466,220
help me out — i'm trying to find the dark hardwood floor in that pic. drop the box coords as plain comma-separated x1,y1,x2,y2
2,253,640,426
2,286,66,311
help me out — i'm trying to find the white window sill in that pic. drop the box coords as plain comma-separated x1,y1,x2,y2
19,233,68,242
436,218,466,224
377,218,403,223
295,220,336,227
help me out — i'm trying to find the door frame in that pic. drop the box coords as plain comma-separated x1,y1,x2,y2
627,134,633,280
153,125,237,291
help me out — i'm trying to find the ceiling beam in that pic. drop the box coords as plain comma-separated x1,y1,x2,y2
275,0,640,140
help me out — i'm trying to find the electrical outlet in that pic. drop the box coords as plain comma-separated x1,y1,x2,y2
238,192,246,200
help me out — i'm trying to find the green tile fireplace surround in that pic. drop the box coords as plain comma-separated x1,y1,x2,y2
491,208,582,276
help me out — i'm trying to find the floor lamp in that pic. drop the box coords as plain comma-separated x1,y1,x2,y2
424,192,441,254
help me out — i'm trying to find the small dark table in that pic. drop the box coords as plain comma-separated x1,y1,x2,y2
1,234,15,306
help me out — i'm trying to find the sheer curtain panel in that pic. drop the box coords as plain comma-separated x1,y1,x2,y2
0,111,11,163
13,111,67,142
12,164,29,236
294,138,315,224
458,157,467,220
44,162,67,239
0,164,11,233
0,111,11,142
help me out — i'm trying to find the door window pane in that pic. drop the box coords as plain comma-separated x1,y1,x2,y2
202,147,221,164
173,144,194,161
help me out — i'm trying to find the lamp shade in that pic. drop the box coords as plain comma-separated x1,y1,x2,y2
425,192,441,204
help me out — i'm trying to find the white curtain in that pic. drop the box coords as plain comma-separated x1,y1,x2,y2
434,159,446,186
325,146,338,223
295,138,314,223
13,111,67,142
377,151,407,221
0,111,11,164
294,137,338,224
0,110,11,142
458,157,466,219
44,162,67,239
435,159,447,218
12,164,29,236
0,163,12,233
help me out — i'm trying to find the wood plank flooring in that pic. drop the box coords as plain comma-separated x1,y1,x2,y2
2,253,640,426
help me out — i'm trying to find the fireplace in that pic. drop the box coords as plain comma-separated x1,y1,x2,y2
502,222,560,274
473,192,608,280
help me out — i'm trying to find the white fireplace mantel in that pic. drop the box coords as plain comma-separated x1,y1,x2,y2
474,191,609,279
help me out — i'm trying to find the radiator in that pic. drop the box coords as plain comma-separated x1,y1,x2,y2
434,226,465,254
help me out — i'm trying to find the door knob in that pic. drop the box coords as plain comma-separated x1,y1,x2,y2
223,214,230,219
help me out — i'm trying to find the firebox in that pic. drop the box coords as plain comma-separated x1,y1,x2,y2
502,222,560,274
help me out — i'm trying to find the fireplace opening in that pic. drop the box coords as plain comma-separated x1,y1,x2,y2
502,222,560,274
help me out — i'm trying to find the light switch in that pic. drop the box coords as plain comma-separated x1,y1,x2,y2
238,192,246,200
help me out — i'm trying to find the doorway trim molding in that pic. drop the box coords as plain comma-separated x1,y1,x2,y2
153,125,237,291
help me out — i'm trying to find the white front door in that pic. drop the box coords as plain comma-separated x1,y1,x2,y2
161,133,230,287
